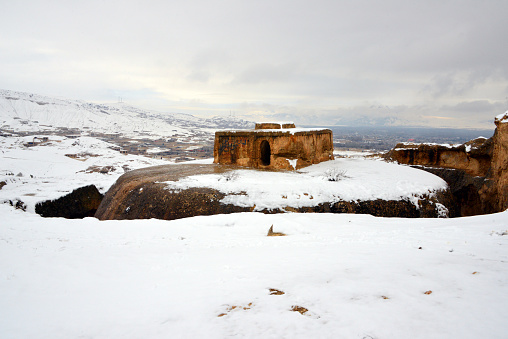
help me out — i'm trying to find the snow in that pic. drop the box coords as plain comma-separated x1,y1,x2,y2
1,205,508,338
145,147,167,154
255,121,295,125
396,142,463,150
185,145,203,151
2,97,508,337
287,158,298,169
0,89,252,139
334,150,375,158
0,135,170,212
162,158,448,211
495,110,508,123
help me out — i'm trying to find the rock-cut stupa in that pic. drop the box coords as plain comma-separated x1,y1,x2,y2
213,122,334,170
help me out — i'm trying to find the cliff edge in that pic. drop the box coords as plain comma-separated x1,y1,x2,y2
384,113,508,216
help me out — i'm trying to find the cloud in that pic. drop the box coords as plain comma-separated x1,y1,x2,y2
423,116,456,121
1,0,507,129
232,62,301,85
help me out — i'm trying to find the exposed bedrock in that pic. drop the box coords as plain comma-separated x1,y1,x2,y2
35,184,103,219
414,167,486,217
95,164,250,220
384,137,493,177
95,164,452,221
288,193,453,218
384,115,508,216
481,115,508,213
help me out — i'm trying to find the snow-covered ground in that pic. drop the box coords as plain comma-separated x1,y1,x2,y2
162,158,447,212
0,135,170,212
334,149,376,158
1,129,508,338
1,205,507,338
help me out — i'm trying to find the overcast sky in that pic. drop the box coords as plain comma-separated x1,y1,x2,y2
1,0,507,128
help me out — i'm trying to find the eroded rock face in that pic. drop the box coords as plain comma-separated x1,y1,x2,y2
95,164,251,220
95,164,451,221
384,138,493,177
35,185,103,218
479,115,508,213
384,115,508,215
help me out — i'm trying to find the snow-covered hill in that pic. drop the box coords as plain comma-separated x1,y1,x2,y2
0,89,252,139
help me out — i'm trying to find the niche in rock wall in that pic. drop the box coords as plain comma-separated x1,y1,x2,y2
260,140,271,166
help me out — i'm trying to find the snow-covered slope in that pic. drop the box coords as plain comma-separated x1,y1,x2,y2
0,89,252,138
0,134,174,211
1,206,507,338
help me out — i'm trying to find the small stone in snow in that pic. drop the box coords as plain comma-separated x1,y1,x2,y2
269,288,285,295
291,305,309,315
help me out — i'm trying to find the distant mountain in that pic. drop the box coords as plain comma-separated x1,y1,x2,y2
333,115,411,127
0,89,253,139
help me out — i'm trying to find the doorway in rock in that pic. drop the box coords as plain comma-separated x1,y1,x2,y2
260,140,271,166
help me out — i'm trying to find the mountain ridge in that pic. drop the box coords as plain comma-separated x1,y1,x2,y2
0,89,253,139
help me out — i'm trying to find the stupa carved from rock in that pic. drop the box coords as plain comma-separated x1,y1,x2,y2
213,122,334,170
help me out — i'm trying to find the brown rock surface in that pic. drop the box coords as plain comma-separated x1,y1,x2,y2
95,164,251,220
384,138,492,177
384,115,508,215
95,163,451,221
479,115,508,213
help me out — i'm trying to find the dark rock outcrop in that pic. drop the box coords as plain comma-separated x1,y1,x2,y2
95,164,251,220
35,185,103,218
95,164,451,221
384,114,508,216
288,193,453,218
414,167,485,217
4,199,27,211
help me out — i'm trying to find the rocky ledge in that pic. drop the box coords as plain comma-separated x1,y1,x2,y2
95,161,452,221
384,113,508,216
